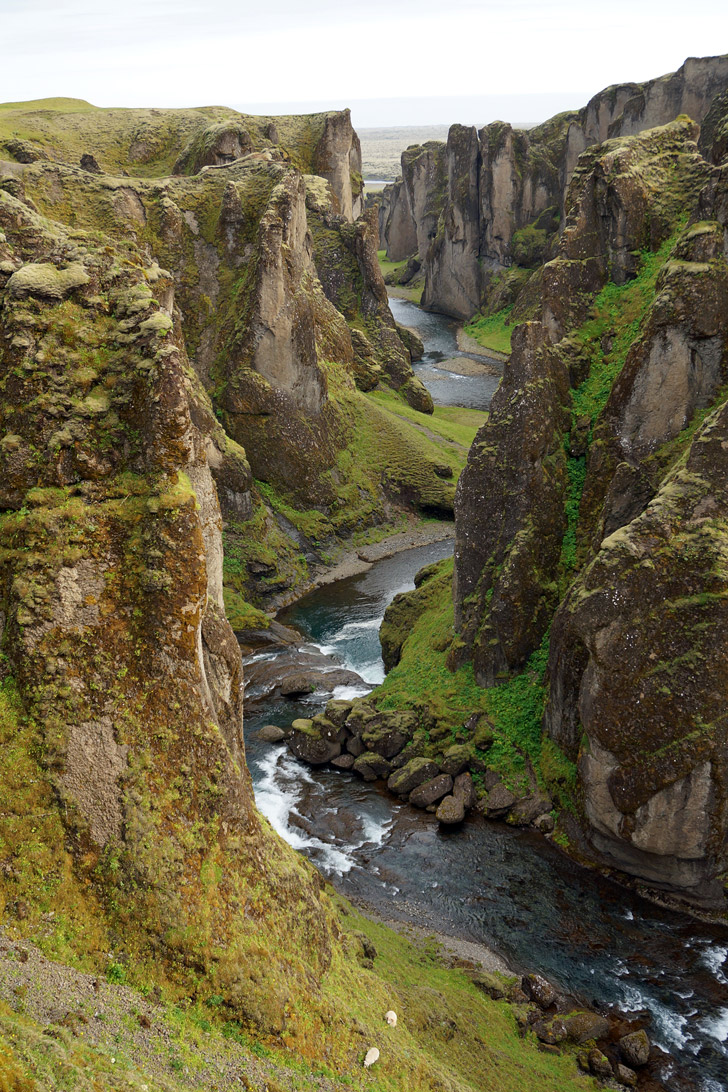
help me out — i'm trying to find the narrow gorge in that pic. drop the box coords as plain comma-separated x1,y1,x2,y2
0,48,727,1092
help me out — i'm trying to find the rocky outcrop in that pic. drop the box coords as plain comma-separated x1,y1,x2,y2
379,141,447,261
449,90,728,906
0,191,339,1029
381,54,728,320
306,185,433,411
454,119,709,684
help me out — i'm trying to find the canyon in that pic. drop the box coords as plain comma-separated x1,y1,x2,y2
1,50,728,1092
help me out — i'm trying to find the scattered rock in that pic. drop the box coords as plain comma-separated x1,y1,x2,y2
436,794,465,824
409,774,453,808
80,153,103,174
440,744,471,776
534,812,555,834
619,1029,651,1067
533,1018,567,1045
485,783,516,817
353,753,392,781
522,973,557,1009
324,698,354,726
588,1048,613,1079
508,793,553,827
387,757,440,796
331,753,355,769
614,1063,638,1087
452,771,476,809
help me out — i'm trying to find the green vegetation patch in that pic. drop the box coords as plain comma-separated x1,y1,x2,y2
464,306,514,355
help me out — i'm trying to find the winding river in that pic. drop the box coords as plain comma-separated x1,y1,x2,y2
243,305,728,1092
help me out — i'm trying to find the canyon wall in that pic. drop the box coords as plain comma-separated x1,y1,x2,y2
380,54,728,320
449,93,728,908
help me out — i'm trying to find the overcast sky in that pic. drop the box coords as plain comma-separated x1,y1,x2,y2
3,0,727,126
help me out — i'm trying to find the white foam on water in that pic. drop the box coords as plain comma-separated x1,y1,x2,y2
360,811,393,848
253,749,359,874
698,1007,728,1044
700,944,728,985
332,683,371,701
338,617,385,635
623,909,634,920
620,983,691,1052
702,1080,727,1092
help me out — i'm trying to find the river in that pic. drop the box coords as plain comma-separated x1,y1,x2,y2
388,295,502,410
242,304,728,1092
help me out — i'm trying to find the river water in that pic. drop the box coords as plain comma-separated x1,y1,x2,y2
243,304,728,1091
388,295,502,411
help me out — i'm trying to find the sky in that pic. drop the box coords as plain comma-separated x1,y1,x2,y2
2,0,727,127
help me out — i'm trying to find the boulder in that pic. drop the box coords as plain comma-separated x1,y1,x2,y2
280,674,316,697
614,1063,638,1087
410,774,453,808
452,772,476,809
256,725,286,743
289,730,341,766
508,793,553,827
588,1049,613,1079
362,723,408,760
564,1012,609,1044
353,753,392,781
485,784,517,817
440,744,471,776
619,1029,650,1067
331,753,355,770
522,974,557,1009
346,735,366,757
436,794,465,825
387,757,440,796
533,1019,567,1045
324,698,354,727
534,813,555,834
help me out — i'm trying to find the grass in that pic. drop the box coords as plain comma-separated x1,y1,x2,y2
366,389,486,448
0,898,597,1092
376,250,424,303
571,228,687,429
463,307,514,355
373,561,554,788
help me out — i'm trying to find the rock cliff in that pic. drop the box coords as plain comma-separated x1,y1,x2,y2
447,95,728,908
379,54,728,320
0,189,340,1031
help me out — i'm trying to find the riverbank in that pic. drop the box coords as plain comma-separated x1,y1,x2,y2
268,517,454,610
456,326,509,362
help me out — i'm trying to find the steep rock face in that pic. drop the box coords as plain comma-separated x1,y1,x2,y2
453,120,707,684
452,323,570,684
545,400,728,906
380,141,447,261
307,184,433,411
395,54,728,319
6,157,357,505
0,192,338,1024
311,108,363,221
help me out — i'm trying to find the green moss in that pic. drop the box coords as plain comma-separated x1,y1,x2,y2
463,306,514,355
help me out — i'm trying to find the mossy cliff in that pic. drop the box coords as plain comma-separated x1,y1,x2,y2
1,99,451,608
0,151,603,1092
0,99,362,219
444,109,728,909
378,53,728,320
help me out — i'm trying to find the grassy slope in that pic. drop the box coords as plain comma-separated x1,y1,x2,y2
0,98,342,178
376,251,424,304
0,898,596,1092
463,308,514,355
